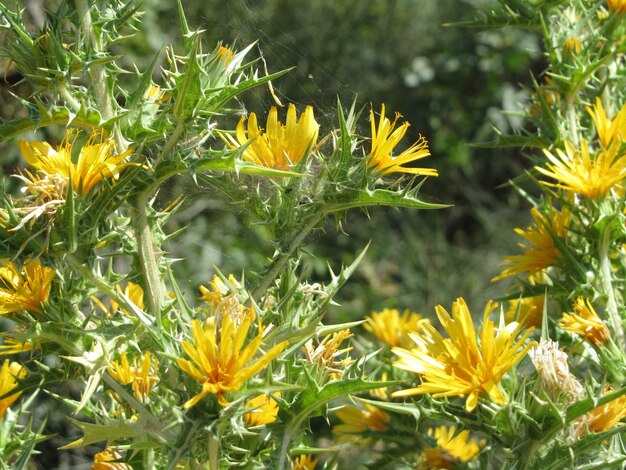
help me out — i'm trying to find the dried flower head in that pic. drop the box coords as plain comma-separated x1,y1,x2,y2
392,298,535,412
222,104,319,170
303,329,353,380
0,259,55,315
177,309,288,408
559,297,610,347
18,129,134,196
108,351,159,403
528,339,583,402
10,170,66,231
368,104,437,177
418,425,483,469
243,392,281,426
364,308,428,348
0,359,26,418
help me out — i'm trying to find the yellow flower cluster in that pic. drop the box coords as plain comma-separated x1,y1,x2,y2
364,308,428,348
0,359,26,419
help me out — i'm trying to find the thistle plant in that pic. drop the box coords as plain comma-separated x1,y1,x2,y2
5,0,626,468
0,1,446,468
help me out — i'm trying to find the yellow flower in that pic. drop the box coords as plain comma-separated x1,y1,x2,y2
418,426,483,469
0,259,55,315
243,392,281,426
110,282,145,316
222,104,319,170
586,97,626,149
291,454,320,470
367,104,437,177
506,296,545,328
563,37,581,59
392,298,534,412
216,46,234,65
581,390,626,434
0,329,36,356
364,308,429,348
607,0,626,14
198,274,242,310
332,402,390,443
559,297,610,347
19,129,134,196
92,448,130,470
493,206,569,281
177,309,289,408
303,329,353,380
108,352,159,402
0,359,26,418
537,139,626,198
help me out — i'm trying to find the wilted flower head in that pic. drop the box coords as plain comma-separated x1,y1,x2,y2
418,425,483,469
392,298,535,412
559,297,610,347
108,351,159,403
222,104,319,170
19,129,134,197
367,104,437,177
493,206,569,281
528,339,583,402
177,308,288,408
303,329,353,380
92,448,130,470
0,359,26,418
537,139,626,198
0,259,55,315
332,401,390,443
364,308,429,348
10,170,66,231
243,392,281,426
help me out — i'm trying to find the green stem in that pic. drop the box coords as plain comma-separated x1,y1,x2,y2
134,190,166,319
208,433,219,470
566,97,579,148
155,119,185,167
251,213,324,302
599,227,624,348
74,0,126,151
57,82,81,113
